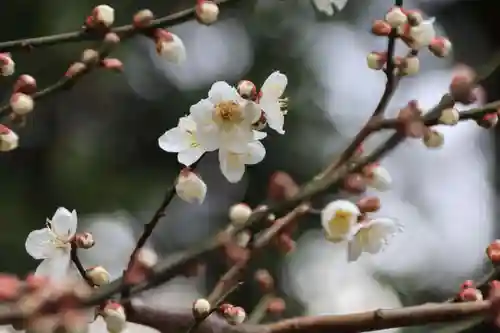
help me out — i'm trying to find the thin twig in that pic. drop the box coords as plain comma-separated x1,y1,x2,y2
246,294,275,324
70,243,95,287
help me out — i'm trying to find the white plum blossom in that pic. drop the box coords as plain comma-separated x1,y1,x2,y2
310,0,349,16
190,81,260,153
175,169,207,204
218,140,266,183
158,116,205,166
364,164,392,192
25,207,77,281
408,18,436,49
321,200,360,242
257,71,288,134
347,218,403,262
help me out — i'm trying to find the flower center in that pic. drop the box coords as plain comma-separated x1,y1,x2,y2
214,101,243,124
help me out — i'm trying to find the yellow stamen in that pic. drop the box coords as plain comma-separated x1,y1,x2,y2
214,101,243,124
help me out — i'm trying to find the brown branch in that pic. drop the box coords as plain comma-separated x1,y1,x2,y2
70,243,95,287
0,0,242,53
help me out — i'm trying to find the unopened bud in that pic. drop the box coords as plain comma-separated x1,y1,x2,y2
229,203,252,226
86,266,110,286
176,169,207,204
459,288,483,302
439,108,460,125
487,240,500,264
450,71,476,105
423,130,444,148
137,248,158,268
13,75,36,94
371,20,392,36
104,32,120,46
155,30,186,64
0,125,18,152
88,5,115,28
267,298,286,315
101,58,123,72
254,269,274,292
10,93,34,115
0,53,14,76
192,298,211,318
103,301,126,333
196,1,219,25
366,52,386,70
225,306,246,325
401,56,419,76
429,37,452,58
133,9,154,28
356,196,381,213
74,232,94,249
81,49,100,65
385,7,407,28
237,80,257,100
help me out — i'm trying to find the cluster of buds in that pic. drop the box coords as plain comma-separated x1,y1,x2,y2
196,0,220,25
175,168,207,204
85,5,115,29
102,301,127,333
154,29,186,64
458,280,483,302
10,74,37,119
219,303,246,325
369,7,451,75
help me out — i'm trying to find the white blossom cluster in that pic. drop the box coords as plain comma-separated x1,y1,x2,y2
159,71,288,204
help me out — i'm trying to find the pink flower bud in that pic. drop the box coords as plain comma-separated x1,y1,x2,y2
459,288,483,302
104,32,120,45
237,80,257,100
192,298,211,318
133,9,154,28
196,1,219,25
356,196,381,213
65,62,87,78
226,306,246,325
103,301,126,333
0,53,14,76
0,125,18,152
13,74,37,94
371,20,392,36
74,232,95,249
366,52,386,70
487,240,500,264
101,58,123,72
429,37,452,58
10,93,34,115
88,5,115,28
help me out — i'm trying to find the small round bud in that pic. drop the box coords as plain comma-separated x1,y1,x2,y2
101,58,123,72
81,49,100,65
13,74,36,94
103,301,126,333
237,80,257,100
423,130,444,149
459,288,483,302
401,56,419,76
90,5,115,28
137,248,158,268
0,53,14,76
65,62,87,78
175,169,207,204
196,1,219,25
371,20,392,36
103,32,120,46
74,232,95,249
385,7,407,28
226,306,246,325
0,125,18,152
487,240,500,264
155,30,186,64
193,298,211,318
366,52,386,70
356,196,381,213
254,269,274,292
429,37,452,58
133,9,154,28
229,203,252,226
10,93,34,115
439,108,460,125
86,266,110,286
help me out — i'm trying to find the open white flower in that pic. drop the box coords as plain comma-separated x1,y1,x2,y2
258,71,288,134
321,200,360,243
158,116,205,166
190,81,260,153
25,207,77,281
347,217,403,262
218,140,265,183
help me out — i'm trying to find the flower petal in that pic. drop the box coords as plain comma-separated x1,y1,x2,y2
178,147,205,166
208,81,239,103
50,208,78,240
220,126,254,153
219,150,245,183
261,99,285,134
242,141,266,165
25,229,57,259
245,101,262,124
196,125,221,151
253,130,267,141
158,127,191,153
261,71,287,99
190,99,214,124
347,237,363,262
178,116,197,132
35,251,72,282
